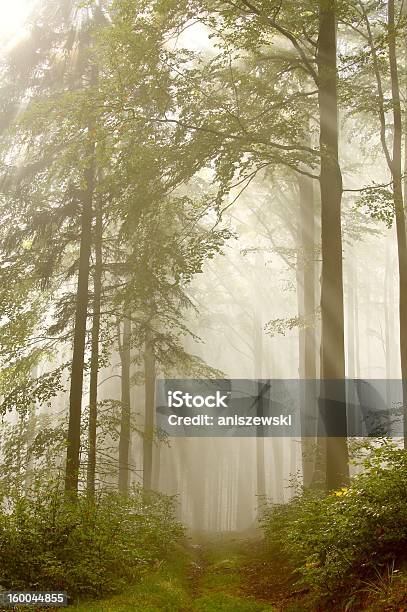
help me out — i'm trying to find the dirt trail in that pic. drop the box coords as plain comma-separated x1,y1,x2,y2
184,535,277,611
68,535,294,611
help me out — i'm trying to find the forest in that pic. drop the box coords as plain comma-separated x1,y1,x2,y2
0,0,406,610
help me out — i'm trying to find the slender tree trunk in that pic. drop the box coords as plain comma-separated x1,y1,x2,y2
388,0,407,447
236,438,253,530
317,0,349,489
297,174,317,487
143,330,155,491
226,461,234,531
347,255,356,380
191,446,205,531
384,242,395,406
253,252,266,498
118,316,131,494
86,201,103,499
152,442,161,490
65,139,95,496
25,366,38,492
354,263,361,379
366,281,373,375
254,326,266,499
346,253,358,437
211,455,219,531
216,457,223,530
299,178,317,382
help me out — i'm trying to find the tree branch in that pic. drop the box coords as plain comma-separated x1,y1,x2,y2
235,0,319,85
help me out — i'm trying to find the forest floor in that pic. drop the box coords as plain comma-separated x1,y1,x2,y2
68,534,288,611
59,533,407,611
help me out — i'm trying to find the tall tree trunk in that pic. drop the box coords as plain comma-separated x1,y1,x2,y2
236,438,253,530
297,174,317,487
254,328,266,499
366,281,373,375
191,445,206,531
254,252,266,498
226,460,234,531
64,140,95,496
25,366,38,492
354,262,361,380
317,0,349,489
388,0,407,448
143,329,155,491
118,316,131,494
86,200,103,499
346,253,358,437
152,442,161,490
299,177,317,382
384,242,395,406
347,255,356,380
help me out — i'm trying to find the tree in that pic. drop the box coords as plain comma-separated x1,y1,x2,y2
65,94,97,495
86,197,103,498
126,0,350,487
118,316,131,493
317,0,349,488
342,0,407,446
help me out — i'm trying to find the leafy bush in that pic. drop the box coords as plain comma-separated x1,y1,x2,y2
260,441,407,600
0,486,184,600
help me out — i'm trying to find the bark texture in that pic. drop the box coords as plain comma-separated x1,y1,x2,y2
317,0,349,489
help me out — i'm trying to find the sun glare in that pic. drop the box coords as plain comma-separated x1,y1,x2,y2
0,0,36,50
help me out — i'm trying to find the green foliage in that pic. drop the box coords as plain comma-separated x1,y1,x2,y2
264,312,319,338
0,364,66,417
260,442,407,601
0,412,67,504
0,488,184,600
70,543,193,611
355,184,395,228
69,539,276,611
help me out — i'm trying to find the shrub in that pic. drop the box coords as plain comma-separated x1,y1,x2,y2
260,441,407,600
0,485,184,600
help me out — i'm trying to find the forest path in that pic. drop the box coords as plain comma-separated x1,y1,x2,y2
184,534,276,611
68,534,285,611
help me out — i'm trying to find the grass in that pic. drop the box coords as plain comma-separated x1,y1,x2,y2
191,535,274,611
11,535,407,611
68,543,193,612
67,536,275,612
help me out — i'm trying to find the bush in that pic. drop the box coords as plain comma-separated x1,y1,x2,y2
0,485,184,600
260,441,407,600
